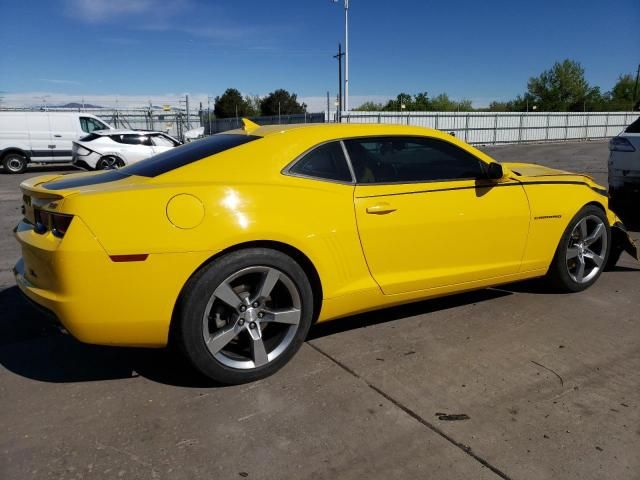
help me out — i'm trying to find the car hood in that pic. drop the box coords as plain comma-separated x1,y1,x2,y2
501,162,608,197
502,162,574,177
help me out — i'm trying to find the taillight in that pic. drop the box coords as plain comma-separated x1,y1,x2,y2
52,214,73,237
75,145,91,156
34,208,73,237
609,136,636,152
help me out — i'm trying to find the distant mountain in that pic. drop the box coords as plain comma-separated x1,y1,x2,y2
56,102,104,109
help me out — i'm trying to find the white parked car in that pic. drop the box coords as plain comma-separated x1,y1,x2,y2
0,111,111,173
72,129,181,170
608,116,640,211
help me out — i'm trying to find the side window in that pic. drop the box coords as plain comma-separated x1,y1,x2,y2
344,136,486,184
289,142,352,182
80,117,108,133
122,134,152,146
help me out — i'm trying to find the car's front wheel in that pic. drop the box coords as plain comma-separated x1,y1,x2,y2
176,248,314,384
546,205,610,292
2,153,28,174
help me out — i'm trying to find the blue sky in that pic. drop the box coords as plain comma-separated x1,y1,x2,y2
0,0,638,109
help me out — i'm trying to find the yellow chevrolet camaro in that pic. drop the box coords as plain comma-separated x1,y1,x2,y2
14,121,638,384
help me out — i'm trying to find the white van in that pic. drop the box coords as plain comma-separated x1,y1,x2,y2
0,111,112,173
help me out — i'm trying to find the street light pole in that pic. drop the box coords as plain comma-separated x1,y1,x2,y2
333,0,350,111
344,0,349,111
207,95,214,135
633,64,640,111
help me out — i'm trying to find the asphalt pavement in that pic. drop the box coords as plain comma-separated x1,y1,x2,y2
1,140,638,480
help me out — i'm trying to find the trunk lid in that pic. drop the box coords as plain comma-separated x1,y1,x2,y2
20,170,146,223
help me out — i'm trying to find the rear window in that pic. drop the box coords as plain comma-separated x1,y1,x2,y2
121,134,260,177
625,117,640,134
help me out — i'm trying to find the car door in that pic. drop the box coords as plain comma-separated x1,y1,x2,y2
119,134,155,164
26,113,54,161
48,114,77,161
348,136,530,295
150,133,178,154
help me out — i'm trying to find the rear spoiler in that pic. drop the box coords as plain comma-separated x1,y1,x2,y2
20,175,67,200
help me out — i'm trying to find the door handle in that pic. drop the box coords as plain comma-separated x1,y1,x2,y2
54,134,62,138
366,202,397,214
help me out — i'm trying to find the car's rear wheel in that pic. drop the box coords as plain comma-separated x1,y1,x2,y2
176,248,314,384
546,205,610,292
2,153,28,174
96,156,123,170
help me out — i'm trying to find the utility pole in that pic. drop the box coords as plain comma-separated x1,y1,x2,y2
633,64,640,111
333,43,344,121
148,100,154,130
185,94,191,130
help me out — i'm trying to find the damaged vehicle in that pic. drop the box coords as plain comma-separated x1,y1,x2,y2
608,116,640,212
13,121,639,384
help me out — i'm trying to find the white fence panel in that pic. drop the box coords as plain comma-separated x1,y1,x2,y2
340,111,639,145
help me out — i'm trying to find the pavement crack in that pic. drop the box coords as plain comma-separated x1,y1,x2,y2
531,360,564,387
308,341,512,480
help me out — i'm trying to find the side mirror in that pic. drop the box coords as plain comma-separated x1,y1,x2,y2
487,162,503,180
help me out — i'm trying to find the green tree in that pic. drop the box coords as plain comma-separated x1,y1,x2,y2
354,101,385,111
606,74,637,111
429,93,472,111
383,92,414,111
214,88,252,118
244,95,262,117
487,101,515,112
526,59,598,111
260,89,306,116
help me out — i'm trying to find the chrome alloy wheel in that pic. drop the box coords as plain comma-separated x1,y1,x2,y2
566,215,608,284
202,266,302,369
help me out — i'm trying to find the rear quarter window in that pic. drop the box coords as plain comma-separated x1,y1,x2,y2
121,134,260,177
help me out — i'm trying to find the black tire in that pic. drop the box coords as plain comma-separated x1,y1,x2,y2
96,156,124,170
546,205,611,292
176,248,314,385
2,153,28,174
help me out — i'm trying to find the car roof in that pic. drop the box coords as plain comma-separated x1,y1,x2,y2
226,122,446,140
94,129,167,135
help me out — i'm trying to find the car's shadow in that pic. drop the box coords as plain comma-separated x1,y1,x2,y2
0,285,514,388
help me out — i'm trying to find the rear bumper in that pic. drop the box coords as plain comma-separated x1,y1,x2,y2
14,216,213,347
609,182,640,205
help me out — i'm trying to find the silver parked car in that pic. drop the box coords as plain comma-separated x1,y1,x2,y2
608,116,640,211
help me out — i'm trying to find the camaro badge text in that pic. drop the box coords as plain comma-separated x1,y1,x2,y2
534,215,562,220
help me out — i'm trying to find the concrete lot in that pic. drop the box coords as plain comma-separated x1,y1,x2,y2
1,140,638,479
